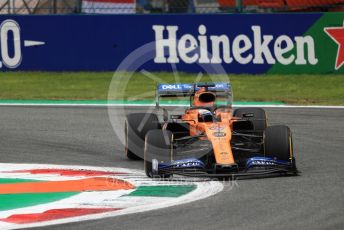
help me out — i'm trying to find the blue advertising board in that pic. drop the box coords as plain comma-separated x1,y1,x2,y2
0,13,342,73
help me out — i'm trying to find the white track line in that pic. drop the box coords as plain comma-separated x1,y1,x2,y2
0,103,344,109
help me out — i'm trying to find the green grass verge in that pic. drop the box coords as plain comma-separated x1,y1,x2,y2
0,72,343,105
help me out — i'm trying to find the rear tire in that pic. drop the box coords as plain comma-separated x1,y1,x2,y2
234,108,267,132
125,113,160,160
144,129,173,178
264,125,293,161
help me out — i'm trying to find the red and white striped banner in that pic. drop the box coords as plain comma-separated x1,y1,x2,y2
82,0,136,14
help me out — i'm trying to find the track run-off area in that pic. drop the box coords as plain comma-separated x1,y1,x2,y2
0,105,343,230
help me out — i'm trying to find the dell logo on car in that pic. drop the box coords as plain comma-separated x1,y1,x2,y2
162,84,182,90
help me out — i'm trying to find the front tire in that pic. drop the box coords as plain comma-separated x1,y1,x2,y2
144,129,173,178
125,113,160,160
264,125,293,162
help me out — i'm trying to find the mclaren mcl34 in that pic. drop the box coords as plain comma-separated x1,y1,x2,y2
124,82,297,179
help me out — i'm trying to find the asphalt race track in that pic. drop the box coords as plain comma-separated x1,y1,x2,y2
0,106,343,230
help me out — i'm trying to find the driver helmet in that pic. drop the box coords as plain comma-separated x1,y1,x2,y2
193,87,216,107
198,109,213,122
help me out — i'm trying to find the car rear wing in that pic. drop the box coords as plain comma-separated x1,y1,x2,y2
156,82,231,97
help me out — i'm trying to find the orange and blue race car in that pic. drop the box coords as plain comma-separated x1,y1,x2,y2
124,82,297,178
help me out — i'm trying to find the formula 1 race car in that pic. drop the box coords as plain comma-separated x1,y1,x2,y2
124,82,297,178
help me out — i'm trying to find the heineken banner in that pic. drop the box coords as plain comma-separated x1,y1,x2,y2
0,13,343,73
